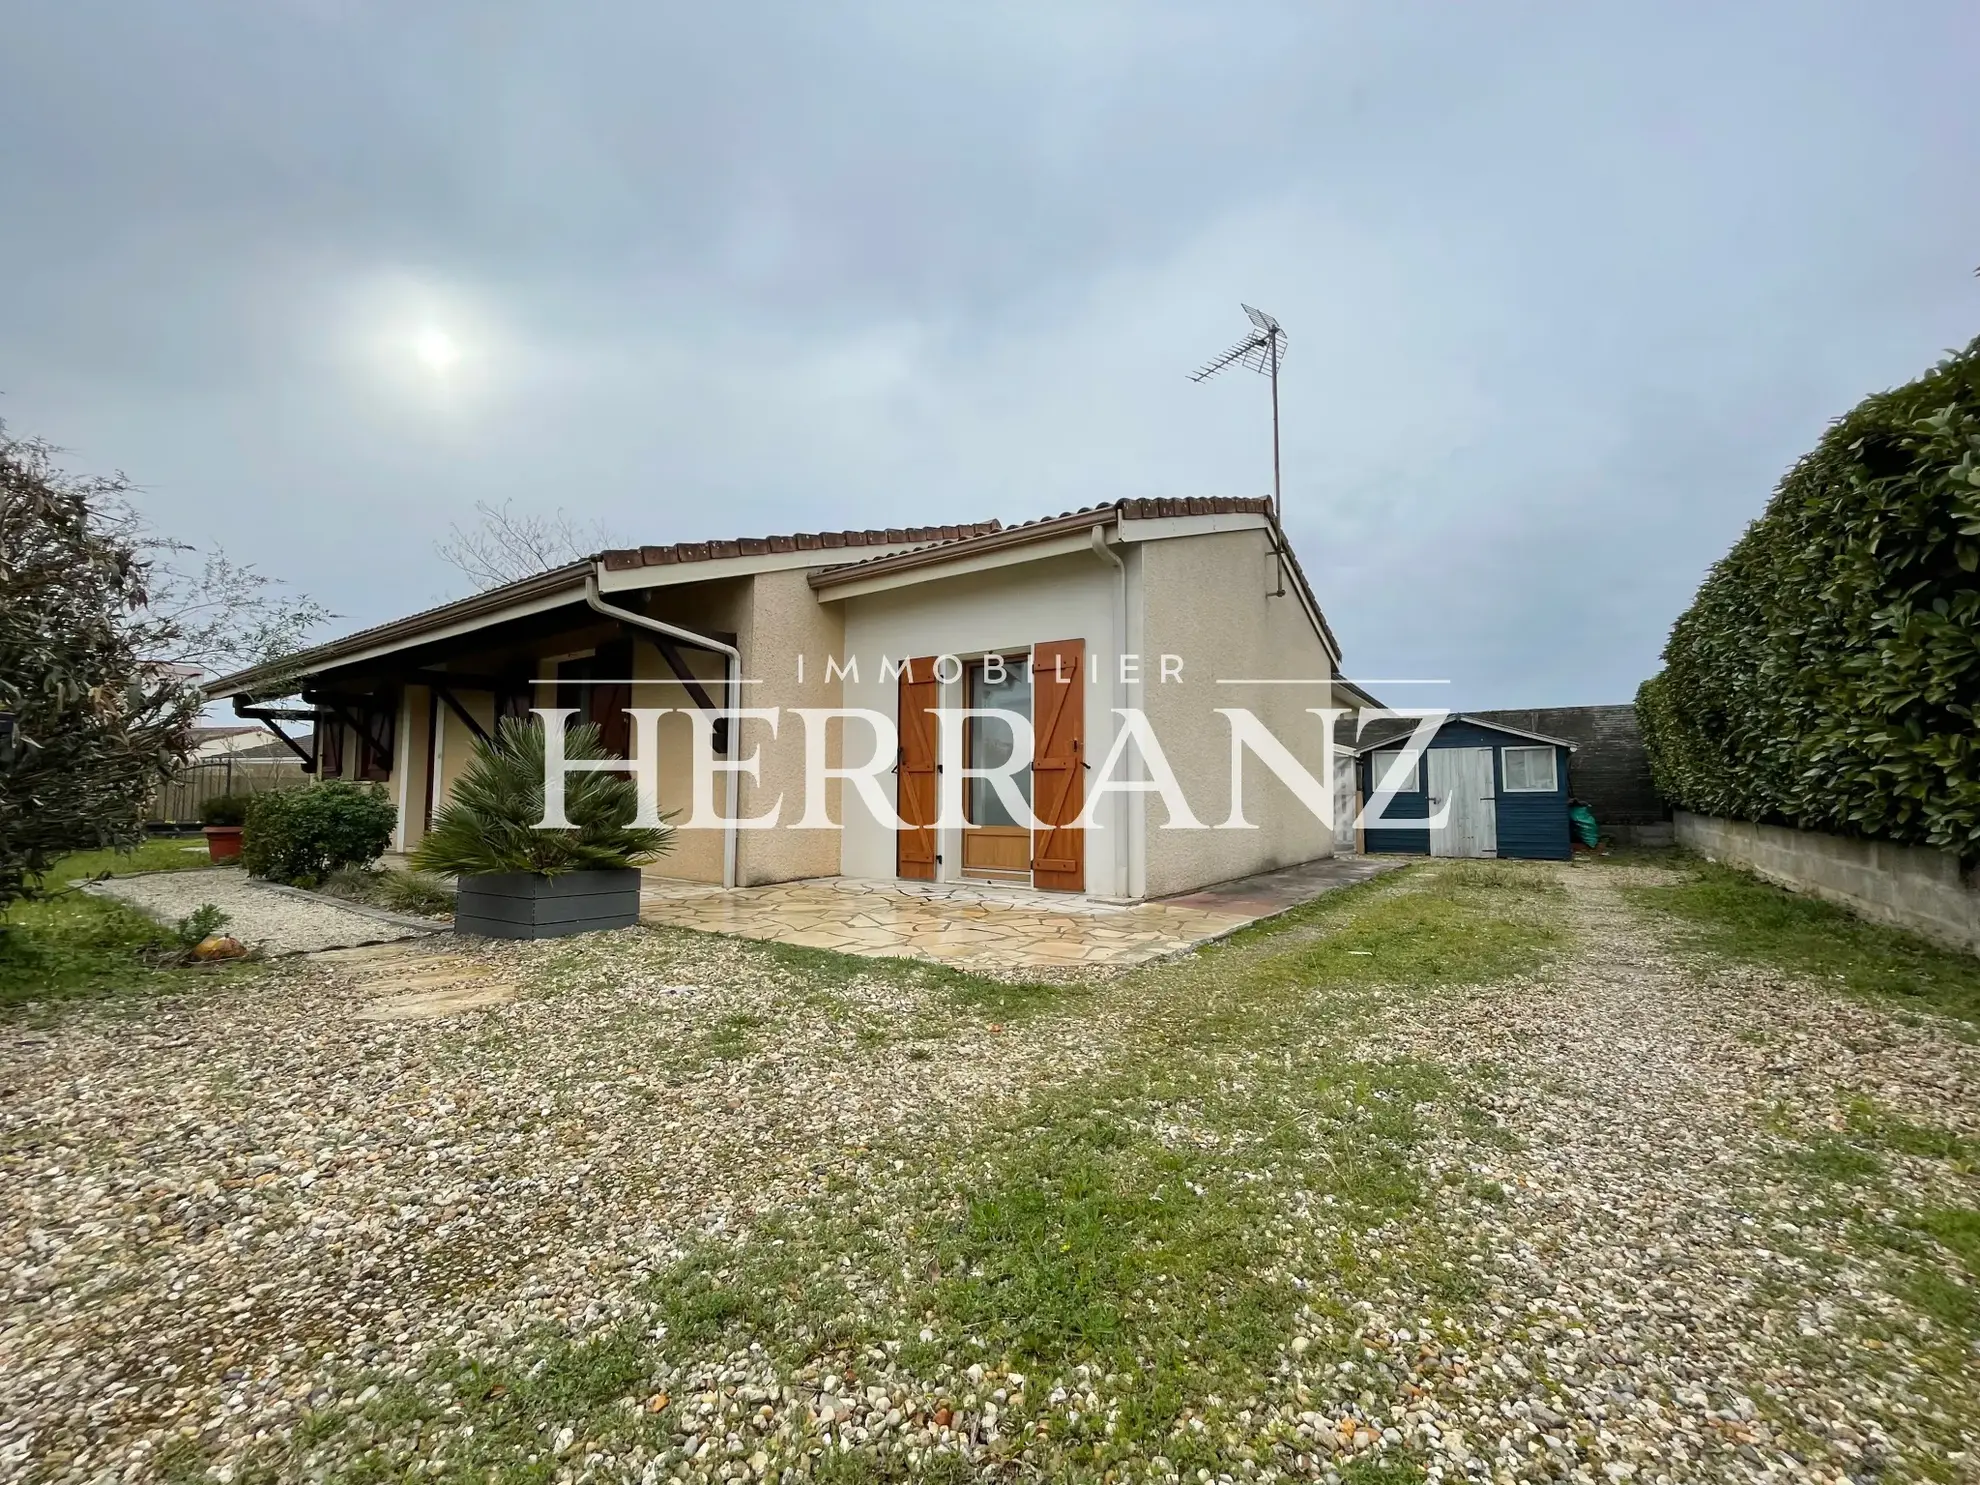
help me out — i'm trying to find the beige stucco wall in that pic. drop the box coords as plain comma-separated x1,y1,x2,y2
835,552,1126,892
1139,527,1338,897
393,685,433,852
430,688,496,824
633,634,728,883
736,567,846,885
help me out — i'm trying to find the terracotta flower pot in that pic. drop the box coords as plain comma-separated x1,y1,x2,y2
202,825,244,864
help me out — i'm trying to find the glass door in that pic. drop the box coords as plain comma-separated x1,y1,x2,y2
962,655,1032,881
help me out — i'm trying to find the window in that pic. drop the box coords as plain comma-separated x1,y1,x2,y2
966,657,1032,827
1369,747,1418,794
1501,745,1558,792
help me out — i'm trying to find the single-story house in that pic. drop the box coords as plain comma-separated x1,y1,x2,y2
1355,715,1576,860
207,498,1355,900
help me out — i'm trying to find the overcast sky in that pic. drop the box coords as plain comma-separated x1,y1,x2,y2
3,1,1975,708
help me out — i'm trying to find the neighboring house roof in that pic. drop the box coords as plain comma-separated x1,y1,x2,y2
1351,713,1579,754
207,499,1345,696
1332,677,1384,712
190,733,312,764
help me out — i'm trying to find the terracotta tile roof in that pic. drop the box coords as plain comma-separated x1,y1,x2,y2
598,522,1001,572
802,495,1340,660
209,496,1338,697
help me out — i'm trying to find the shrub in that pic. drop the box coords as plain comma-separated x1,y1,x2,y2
1639,335,1980,862
375,869,456,916
172,902,230,948
243,781,396,886
319,866,455,918
409,718,670,877
199,793,250,827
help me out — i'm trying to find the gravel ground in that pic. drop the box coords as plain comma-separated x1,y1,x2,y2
4,865,1975,1484
1358,865,1980,1482
0,925,1114,1482
86,868,441,954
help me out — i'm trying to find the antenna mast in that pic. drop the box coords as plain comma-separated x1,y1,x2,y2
1190,303,1289,594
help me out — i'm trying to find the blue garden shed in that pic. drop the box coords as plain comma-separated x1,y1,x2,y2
1354,716,1576,860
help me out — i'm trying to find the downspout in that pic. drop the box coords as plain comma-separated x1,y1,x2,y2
585,572,742,889
1088,525,1132,898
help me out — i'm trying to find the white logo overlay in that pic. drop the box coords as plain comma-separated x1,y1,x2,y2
531,700,1455,835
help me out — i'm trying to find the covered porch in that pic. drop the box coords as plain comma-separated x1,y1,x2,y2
213,563,753,885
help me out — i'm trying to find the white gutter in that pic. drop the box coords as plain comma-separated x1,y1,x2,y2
584,573,742,889
1088,525,1132,898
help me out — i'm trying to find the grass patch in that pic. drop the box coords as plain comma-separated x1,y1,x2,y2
0,840,243,1012
702,1009,766,1060
1784,1134,1887,1186
759,938,1080,1024
1844,1097,1979,1166
1625,856,1980,1025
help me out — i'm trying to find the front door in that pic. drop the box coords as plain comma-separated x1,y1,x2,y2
895,657,940,880
1030,639,1085,891
1427,747,1496,858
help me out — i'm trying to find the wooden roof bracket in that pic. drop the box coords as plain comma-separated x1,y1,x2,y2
229,695,319,771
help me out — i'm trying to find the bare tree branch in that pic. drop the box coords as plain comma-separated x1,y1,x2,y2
436,500,628,590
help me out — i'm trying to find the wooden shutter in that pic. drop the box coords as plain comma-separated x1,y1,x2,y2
358,698,395,782
895,657,940,881
590,640,634,757
495,672,536,728
318,719,345,778
1030,639,1085,892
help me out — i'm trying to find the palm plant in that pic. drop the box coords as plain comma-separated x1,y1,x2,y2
409,718,670,877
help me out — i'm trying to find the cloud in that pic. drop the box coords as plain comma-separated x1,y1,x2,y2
3,0,1976,706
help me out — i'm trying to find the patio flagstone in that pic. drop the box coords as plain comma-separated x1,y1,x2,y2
637,857,1400,973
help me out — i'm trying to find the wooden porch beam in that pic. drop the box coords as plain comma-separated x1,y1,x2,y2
229,697,319,770
430,683,491,746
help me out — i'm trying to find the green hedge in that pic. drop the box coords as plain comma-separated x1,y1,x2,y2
1638,335,1980,861
242,781,397,886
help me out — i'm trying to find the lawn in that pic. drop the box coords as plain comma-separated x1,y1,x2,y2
1622,853,1980,1026
0,836,239,1011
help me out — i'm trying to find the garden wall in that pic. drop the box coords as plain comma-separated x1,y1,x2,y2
1675,811,1980,955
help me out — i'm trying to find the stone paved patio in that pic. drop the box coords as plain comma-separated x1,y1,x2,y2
638,856,1401,972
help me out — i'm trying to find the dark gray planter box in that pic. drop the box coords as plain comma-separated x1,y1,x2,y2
453,869,641,940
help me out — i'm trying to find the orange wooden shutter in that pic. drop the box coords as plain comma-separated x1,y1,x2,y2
895,657,940,881
1030,639,1085,892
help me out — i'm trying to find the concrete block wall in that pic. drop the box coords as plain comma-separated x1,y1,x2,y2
1471,705,1667,832
1675,811,1980,955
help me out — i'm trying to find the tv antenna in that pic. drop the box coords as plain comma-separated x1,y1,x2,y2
1191,303,1289,594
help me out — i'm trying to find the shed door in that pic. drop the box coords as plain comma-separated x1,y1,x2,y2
1332,748,1359,854
1029,639,1085,892
896,658,940,881
1428,748,1496,858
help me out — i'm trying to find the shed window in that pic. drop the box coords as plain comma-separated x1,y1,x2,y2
1501,746,1558,793
1369,748,1419,794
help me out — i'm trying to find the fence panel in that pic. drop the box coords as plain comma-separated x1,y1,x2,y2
149,758,314,826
